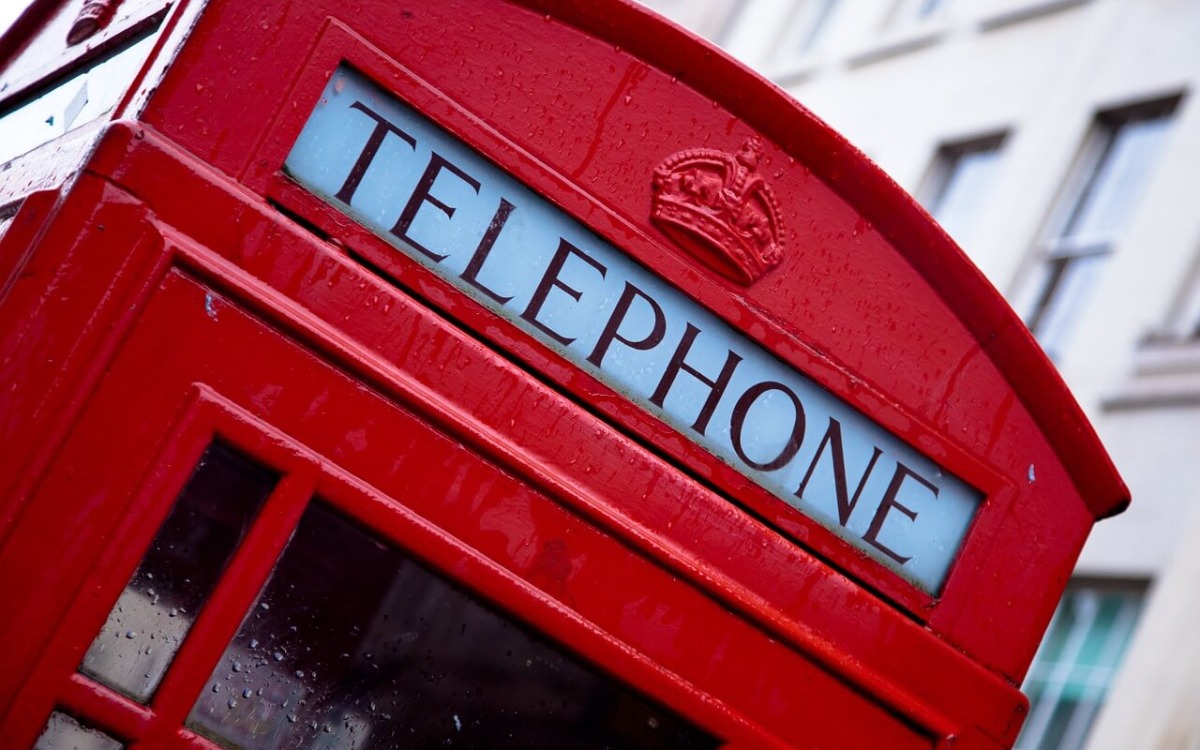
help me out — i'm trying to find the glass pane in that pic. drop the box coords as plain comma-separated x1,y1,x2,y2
34,711,124,750
1035,697,1081,750
926,144,1002,242
1060,116,1173,248
1074,595,1124,668
916,0,946,18
1029,253,1107,360
1017,586,1145,750
189,502,719,750
81,442,278,702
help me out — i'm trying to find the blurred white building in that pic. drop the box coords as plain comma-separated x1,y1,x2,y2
643,1,1200,748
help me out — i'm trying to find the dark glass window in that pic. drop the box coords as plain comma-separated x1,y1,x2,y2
1016,585,1143,750
80,442,278,702
189,502,719,750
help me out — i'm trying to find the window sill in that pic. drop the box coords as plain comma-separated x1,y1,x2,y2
846,23,948,68
1102,338,1200,410
979,0,1090,32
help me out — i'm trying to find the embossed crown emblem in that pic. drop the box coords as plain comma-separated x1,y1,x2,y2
650,136,785,285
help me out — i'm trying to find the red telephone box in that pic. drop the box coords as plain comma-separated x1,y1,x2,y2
0,1,1128,748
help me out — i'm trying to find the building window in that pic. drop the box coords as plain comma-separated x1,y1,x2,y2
776,0,841,59
1016,584,1144,750
1019,97,1178,360
918,133,1006,246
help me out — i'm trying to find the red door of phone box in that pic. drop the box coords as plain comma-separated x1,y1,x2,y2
0,1,1127,748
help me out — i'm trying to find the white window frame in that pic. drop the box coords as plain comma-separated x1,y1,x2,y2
1150,245,1200,343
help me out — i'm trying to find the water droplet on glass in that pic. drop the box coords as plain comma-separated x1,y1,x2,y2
242,688,252,698
212,683,221,693
232,661,243,672
124,630,137,639
260,602,270,610
273,651,284,662
295,670,305,678
227,698,237,709
249,638,259,649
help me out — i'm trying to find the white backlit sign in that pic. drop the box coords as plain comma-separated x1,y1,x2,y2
285,65,982,593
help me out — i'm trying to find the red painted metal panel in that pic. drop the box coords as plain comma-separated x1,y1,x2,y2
0,158,1018,746
0,243,933,748
119,0,1100,676
79,121,1027,729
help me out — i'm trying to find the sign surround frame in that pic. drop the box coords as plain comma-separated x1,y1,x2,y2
282,63,983,594
252,20,1008,617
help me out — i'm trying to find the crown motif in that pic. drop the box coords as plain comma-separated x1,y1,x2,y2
650,137,785,285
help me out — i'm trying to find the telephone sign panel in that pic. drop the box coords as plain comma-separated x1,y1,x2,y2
286,65,981,593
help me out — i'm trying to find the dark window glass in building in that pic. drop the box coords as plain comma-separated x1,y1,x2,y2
1016,584,1144,750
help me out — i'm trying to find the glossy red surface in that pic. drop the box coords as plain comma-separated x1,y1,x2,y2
0,0,1126,748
